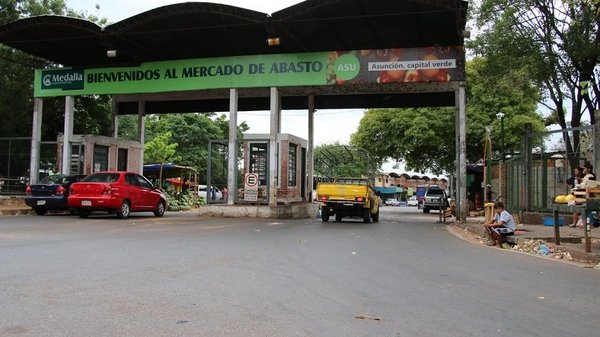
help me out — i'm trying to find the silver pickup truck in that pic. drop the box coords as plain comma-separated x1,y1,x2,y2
422,185,448,213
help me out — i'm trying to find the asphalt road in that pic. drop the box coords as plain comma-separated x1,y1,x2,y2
0,206,598,337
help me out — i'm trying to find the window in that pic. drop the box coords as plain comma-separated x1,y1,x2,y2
117,148,128,171
125,174,138,186
288,144,297,187
84,173,119,183
249,143,267,186
136,174,154,189
93,145,109,172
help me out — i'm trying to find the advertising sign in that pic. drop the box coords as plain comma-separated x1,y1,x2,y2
34,46,465,97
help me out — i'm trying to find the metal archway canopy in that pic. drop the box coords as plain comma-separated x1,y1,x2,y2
0,0,468,112
0,0,467,68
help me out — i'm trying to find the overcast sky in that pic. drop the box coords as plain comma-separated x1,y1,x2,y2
64,0,423,174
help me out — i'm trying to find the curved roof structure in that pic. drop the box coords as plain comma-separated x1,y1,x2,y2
0,0,468,68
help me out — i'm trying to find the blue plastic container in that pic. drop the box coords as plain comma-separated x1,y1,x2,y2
542,217,564,226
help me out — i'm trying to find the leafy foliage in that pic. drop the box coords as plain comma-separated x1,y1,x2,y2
351,107,456,174
144,113,248,185
470,0,600,167
144,131,180,165
164,190,195,211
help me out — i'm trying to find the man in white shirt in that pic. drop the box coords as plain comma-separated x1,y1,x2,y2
483,202,516,248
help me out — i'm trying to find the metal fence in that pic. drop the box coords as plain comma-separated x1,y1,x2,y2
505,125,595,213
0,138,58,195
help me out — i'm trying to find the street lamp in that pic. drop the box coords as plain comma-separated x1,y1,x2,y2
496,112,506,203
496,112,506,160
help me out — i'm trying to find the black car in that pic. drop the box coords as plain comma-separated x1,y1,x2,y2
25,174,87,215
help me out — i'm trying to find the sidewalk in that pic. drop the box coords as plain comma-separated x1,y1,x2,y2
453,216,600,264
0,196,31,216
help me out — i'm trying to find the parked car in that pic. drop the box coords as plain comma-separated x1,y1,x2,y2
385,199,401,206
25,174,87,215
198,185,223,201
407,196,418,206
68,171,167,219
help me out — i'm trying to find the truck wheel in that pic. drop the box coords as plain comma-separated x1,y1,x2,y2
363,208,371,223
372,208,379,222
321,208,330,222
423,207,430,214
335,213,343,222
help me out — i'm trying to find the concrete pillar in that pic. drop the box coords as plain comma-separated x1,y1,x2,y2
61,96,74,175
307,95,315,201
112,97,119,138
594,110,600,174
137,101,146,173
227,88,238,205
29,98,43,184
269,87,281,206
458,82,467,222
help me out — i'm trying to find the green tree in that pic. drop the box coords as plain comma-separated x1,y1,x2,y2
0,0,111,181
144,131,181,187
470,0,600,168
144,113,249,185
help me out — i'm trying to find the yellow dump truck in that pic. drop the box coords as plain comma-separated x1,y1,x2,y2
316,178,380,223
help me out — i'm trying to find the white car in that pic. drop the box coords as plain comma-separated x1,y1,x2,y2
385,199,401,206
407,196,418,206
198,185,223,201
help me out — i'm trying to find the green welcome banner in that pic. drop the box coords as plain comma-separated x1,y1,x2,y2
34,46,465,97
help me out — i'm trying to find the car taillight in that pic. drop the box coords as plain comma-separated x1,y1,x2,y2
25,185,31,195
103,185,113,195
56,186,65,195
69,186,75,195
356,196,364,202
320,195,329,201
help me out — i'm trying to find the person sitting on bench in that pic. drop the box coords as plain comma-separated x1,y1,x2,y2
484,202,515,248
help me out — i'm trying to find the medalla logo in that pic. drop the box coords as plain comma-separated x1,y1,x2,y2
42,74,53,87
41,69,84,90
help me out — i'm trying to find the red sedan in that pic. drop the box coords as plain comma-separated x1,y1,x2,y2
68,171,167,219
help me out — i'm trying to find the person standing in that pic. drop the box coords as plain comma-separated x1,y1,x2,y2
570,162,597,228
483,202,515,248
574,162,596,189
566,167,582,189
566,167,583,228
